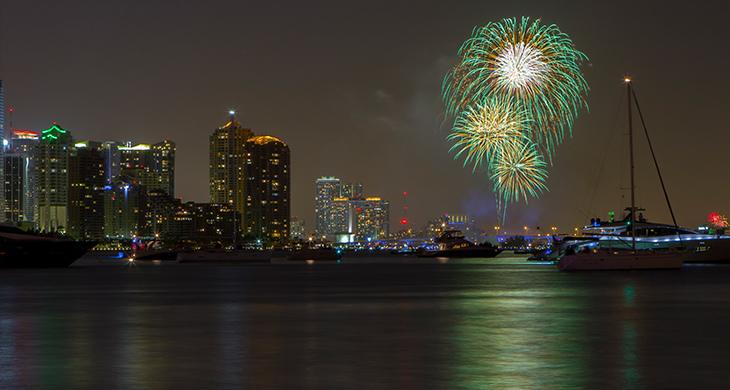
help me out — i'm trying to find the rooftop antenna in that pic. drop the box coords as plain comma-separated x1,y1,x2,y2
401,191,408,227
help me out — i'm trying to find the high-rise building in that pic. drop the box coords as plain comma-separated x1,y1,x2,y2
37,124,75,232
11,131,40,222
104,175,147,239
102,141,122,185
347,197,389,240
341,181,362,199
4,153,23,222
243,135,290,244
188,202,235,242
146,189,180,238
68,142,106,239
331,197,350,234
315,177,341,236
152,140,175,198
118,140,176,197
209,114,254,216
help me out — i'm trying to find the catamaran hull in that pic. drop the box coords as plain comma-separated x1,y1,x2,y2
557,249,684,271
595,235,730,263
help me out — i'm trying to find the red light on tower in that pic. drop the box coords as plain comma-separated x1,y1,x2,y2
401,218,407,225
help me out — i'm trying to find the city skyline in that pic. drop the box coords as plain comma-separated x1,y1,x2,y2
2,1,729,235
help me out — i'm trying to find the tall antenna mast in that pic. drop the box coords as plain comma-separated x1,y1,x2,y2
229,110,237,247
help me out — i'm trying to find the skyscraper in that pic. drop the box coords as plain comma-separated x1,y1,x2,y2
152,140,175,198
118,140,176,197
37,124,74,232
11,131,40,222
68,142,106,239
104,175,147,239
243,135,290,244
315,177,341,237
4,153,23,222
209,114,254,215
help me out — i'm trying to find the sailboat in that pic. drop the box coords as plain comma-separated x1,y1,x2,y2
557,79,685,271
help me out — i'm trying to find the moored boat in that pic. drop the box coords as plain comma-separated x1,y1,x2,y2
557,79,686,271
0,225,97,268
416,230,502,258
581,216,730,263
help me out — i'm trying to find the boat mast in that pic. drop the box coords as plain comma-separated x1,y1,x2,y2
626,79,636,250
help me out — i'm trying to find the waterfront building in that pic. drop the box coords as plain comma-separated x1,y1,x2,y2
37,124,75,232
209,114,254,216
104,175,147,239
10,131,39,222
102,141,121,185
68,142,106,240
291,216,306,239
352,197,389,241
189,202,235,243
145,189,180,239
315,176,341,236
172,202,195,240
4,153,22,222
331,197,350,234
119,140,176,197
242,135,290,245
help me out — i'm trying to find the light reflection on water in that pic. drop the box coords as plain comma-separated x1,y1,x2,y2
2,254,730,389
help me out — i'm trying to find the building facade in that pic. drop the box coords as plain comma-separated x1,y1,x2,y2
104,176,147,239
10,131,40,222
68,142,106,239
37,124,74,232
243,135,290,244
209,115,254,216
118,140,176,197
315,176,341,237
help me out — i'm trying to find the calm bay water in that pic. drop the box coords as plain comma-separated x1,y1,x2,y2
2,252,730,389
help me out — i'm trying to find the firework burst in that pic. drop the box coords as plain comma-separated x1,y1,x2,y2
490,141,549,204
443,17,589,155
447,95,530,172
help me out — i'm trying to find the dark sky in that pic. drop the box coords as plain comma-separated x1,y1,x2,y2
2,0,729,235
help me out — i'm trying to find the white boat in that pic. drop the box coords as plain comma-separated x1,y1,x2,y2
558,79,685,271
176,248,273,263
581,217,730,263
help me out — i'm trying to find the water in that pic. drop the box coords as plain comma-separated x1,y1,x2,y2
2,252,730,389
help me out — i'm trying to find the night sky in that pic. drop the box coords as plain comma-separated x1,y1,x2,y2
2,0,729,236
